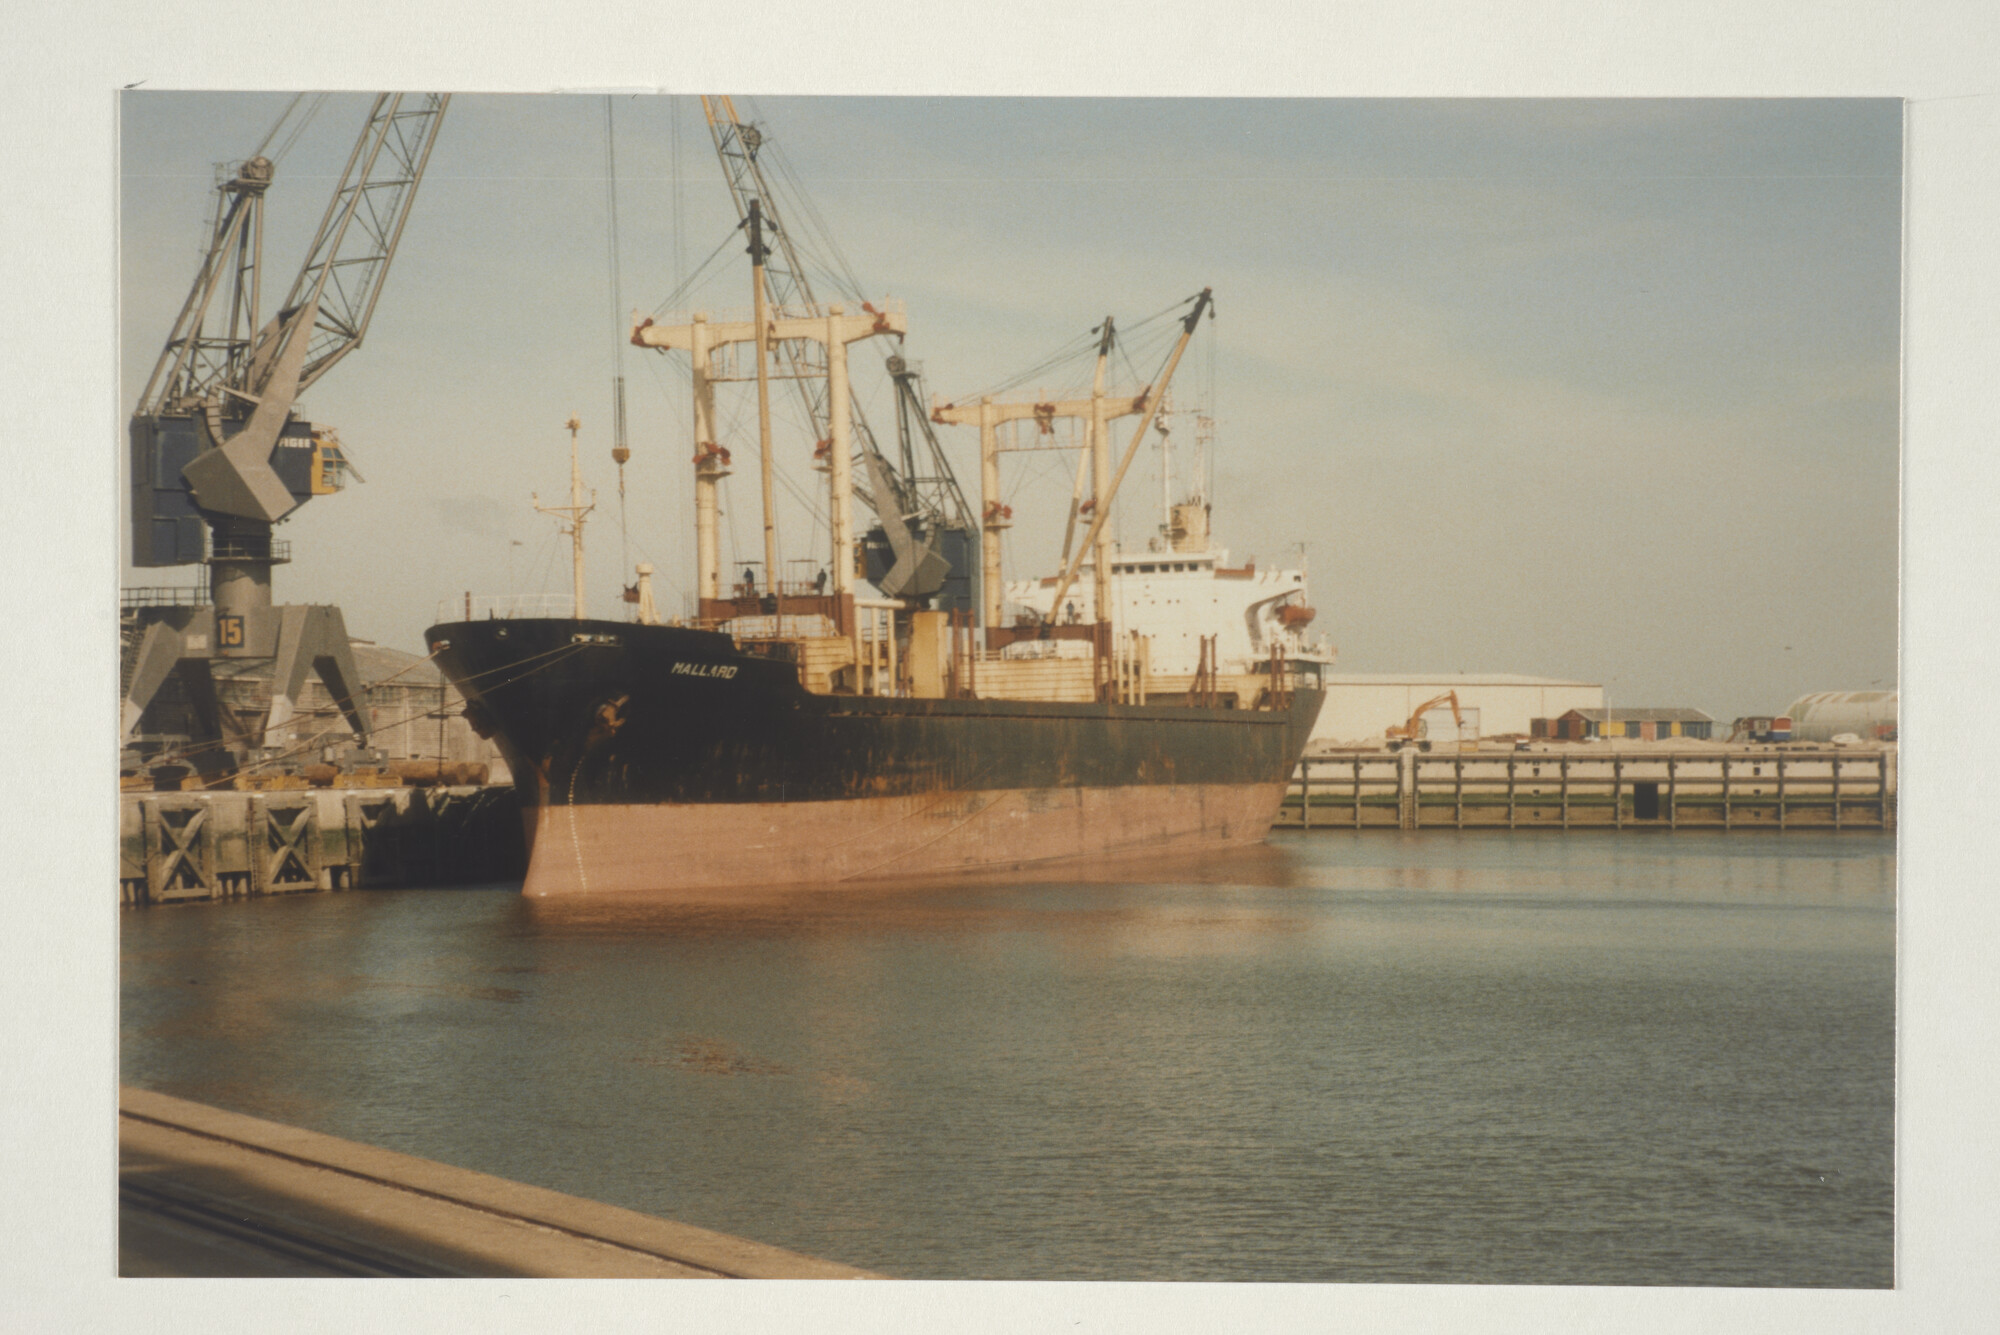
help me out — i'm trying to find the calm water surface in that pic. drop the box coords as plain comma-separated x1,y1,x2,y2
120,831,1894,1284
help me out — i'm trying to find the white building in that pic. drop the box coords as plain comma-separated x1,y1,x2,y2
1783,690,1898,743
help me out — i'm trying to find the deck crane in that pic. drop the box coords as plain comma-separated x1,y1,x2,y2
122,94,449,779
697,96,977,609
868,354,978,610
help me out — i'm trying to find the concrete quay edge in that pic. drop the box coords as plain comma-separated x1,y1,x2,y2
120,1085,881,1279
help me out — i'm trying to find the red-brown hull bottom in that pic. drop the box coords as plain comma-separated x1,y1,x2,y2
521,783,1288,898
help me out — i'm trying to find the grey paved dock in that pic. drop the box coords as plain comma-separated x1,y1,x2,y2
119,1087,880,1279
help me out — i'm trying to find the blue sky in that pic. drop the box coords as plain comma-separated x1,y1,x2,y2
120,94,1900,720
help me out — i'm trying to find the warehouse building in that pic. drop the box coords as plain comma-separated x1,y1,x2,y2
1309,673,1604,750
126,640,506,778
289,643,503,771
1783,690,1897,743
1533,707,1716,742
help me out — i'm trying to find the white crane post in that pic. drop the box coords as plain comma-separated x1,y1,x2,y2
748,201,779,597
826,305,854,599
978,398,1003,632
1090,346,1113,651
690,315,725,604
636,301,902,612
933,385,1141,634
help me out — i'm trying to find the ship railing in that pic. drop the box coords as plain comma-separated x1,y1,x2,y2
723,613,842,642
436,594,579,622
123,586,212,610
715,580,845,601
207,537,291,563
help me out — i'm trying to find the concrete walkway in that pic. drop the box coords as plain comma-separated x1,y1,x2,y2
119,1086,880,1278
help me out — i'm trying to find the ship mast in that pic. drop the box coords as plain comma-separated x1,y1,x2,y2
534,415,596,620
1089,317,1115,641
747,198,780,597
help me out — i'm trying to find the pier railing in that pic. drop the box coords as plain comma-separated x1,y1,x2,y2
1276,749,1896,832
436,593,578,622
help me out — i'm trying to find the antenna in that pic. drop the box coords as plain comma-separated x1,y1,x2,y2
534,416,597,619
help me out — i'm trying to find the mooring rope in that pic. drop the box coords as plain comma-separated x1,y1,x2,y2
565,756,590,894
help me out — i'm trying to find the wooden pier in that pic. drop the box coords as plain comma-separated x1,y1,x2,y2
120,785,527,906
1275,748,1896,832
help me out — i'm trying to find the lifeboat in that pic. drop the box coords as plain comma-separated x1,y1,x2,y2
1277,602,1317,629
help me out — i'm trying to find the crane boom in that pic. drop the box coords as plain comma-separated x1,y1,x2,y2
701,97,843,451
138,94,448,535
136,95,448,420
135,155,273,417
698,96,976,595
286,93,450,396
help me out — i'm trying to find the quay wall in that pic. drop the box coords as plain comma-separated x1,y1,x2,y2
120,784,526,906
118,750,1894,906
1278,746,1896,831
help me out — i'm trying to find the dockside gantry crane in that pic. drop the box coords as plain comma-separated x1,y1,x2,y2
122,94,449,779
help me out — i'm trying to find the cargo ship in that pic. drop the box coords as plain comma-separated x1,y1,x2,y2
427,615,1321,896
426,188,1321,896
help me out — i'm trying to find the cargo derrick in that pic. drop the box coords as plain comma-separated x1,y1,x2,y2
932,317,1148,644
933,291,1214,701
696,97,978,612
123,94,448,782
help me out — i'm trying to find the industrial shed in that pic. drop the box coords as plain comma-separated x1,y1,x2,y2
274,643,505,774
1309,673,1604,750
1784,690,1897,743
1533,707,1716,742
129,640,506,777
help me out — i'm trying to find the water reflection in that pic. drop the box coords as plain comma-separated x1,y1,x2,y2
122,831,1894,1284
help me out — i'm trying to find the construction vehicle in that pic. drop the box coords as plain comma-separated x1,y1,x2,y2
122,94,449,782
1728,715,1794,744
1386,691,1466,752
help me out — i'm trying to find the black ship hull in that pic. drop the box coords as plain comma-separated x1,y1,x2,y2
426,618,1322,897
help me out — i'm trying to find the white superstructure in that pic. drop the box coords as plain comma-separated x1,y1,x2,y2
941,302,1330,711
1003,532,1333,678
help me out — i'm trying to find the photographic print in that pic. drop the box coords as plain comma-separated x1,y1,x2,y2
116,92,1897,1287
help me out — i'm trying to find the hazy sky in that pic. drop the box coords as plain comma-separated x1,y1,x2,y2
120,94,1900,721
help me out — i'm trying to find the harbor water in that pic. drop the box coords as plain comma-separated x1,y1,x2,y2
120,831,1894,1284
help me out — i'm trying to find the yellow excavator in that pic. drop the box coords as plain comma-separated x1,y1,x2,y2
1385,691,1464,752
